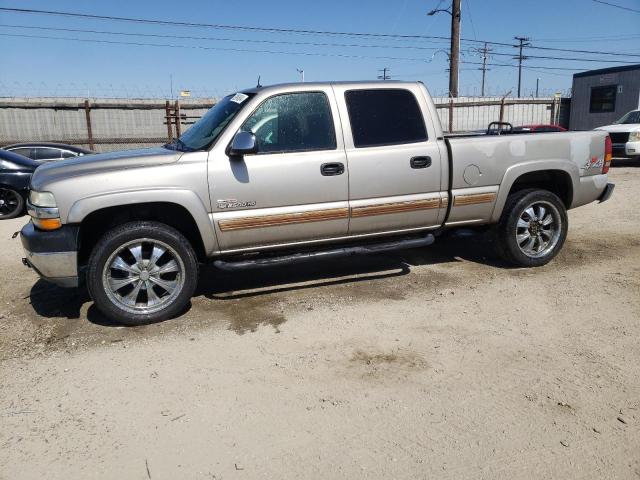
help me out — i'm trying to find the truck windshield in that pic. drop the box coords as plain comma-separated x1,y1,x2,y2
170,93,255,151
614,110,640,125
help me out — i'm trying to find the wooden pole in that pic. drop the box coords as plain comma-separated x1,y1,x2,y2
84,99,94,150
165,100,173,142
174,100,181,137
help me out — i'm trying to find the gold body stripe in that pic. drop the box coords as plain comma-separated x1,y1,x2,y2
350,198,441,218
453,192,496,206
218,207,349,231
218,197,450,232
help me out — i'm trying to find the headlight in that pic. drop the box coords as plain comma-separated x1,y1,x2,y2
29,191,57,207
28,191,61,230
629,131,640,142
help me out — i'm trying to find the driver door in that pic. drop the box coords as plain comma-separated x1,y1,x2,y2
208,89,349,252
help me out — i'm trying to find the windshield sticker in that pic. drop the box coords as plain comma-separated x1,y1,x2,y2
230,93,249,104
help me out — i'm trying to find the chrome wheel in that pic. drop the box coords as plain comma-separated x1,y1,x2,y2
102,238,186,315
0,188,21,218
515,201,562,258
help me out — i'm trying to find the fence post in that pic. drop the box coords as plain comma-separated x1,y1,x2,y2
165,100,173,142
550,94,560,125
499,96,506,124
448,97,454,133
84,99,94,150
174,100,181,137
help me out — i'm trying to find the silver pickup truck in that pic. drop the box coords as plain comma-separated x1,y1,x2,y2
21,81,614,324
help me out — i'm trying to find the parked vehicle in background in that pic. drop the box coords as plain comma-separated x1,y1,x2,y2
595,110,640,158
0,149,37,219
2,143,93,163
512,124,567,133
482,122,566,136
21,81,614,325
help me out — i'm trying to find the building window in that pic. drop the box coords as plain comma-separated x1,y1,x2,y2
589,85,617,113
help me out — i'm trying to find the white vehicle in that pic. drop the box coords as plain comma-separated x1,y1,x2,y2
595,110,640,158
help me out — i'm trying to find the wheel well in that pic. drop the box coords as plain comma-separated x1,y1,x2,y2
507,170,573,208
77,202,206,264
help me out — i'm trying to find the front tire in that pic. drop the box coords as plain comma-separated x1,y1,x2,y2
495,189,568,267
86,221,199,325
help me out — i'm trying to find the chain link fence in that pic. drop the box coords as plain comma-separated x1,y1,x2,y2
0,95,570,152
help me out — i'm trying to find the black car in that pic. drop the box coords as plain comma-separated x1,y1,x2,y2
0,149,38,219
1,142,93,164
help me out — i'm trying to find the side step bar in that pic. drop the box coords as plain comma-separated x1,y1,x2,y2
213,234,435,272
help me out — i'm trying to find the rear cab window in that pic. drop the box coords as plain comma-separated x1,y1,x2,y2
344,89,427,148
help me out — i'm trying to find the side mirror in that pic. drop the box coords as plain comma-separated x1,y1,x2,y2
228,131,258,157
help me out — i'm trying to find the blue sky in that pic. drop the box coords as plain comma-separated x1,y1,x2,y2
0,0,638,98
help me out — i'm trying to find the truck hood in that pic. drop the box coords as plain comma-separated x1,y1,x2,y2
30,147,182,191
595,124,640,133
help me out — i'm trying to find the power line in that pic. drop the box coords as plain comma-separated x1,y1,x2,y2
478,49,640,64
0,23,451,52
0,32,435,63
591,0,640,14
4,23,633,65
1,6,639,58
461,61,590,71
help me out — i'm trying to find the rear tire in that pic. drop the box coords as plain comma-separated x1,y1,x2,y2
86,221,199,325
495,189,568,267
0,188,25,219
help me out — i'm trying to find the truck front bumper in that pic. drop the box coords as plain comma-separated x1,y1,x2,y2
20,222,80,288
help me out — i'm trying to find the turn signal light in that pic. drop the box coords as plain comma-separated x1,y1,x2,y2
603,135,612,174
33,218,62,231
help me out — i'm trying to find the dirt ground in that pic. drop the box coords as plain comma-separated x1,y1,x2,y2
1,164,639,479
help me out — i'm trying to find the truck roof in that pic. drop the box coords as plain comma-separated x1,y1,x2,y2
240,80,422,95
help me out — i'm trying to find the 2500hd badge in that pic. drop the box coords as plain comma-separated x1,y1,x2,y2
217,199,257,209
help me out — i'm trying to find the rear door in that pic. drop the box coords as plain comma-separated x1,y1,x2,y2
209,88,349,251
333,85,446,235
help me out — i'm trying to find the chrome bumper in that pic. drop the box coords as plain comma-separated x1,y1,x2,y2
22,251,79,288
20,222,80,288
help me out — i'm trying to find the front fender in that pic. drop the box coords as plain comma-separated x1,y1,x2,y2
66,188,219,254
490,160,579,223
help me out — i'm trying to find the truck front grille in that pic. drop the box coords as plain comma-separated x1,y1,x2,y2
609,132,629,144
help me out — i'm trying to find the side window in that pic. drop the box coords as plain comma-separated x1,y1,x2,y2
345,89,427,148
34,147,63,161
241,92,336,154
8,147,35,159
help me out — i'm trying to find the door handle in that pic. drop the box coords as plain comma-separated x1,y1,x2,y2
410,156,432,169
320,162,345,176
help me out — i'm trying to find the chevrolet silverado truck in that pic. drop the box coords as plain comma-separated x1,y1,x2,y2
21,81,615,325
595,109,640,158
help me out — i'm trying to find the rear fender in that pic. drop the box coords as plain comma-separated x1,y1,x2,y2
490,160,579,223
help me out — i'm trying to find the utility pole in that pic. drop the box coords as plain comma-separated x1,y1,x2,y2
479,42,491,97
536,78,540,97
514,36,530,98
450,0,461,97
296,68,305,82
427,0,460,98
377,67,391,80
